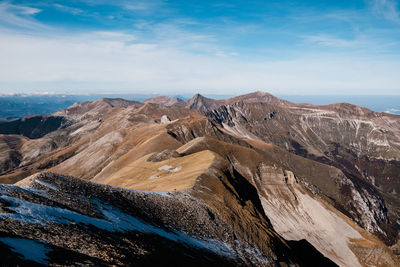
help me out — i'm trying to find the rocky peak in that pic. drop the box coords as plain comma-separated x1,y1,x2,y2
185,94,223,112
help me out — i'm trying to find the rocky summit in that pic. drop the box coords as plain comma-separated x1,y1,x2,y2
0,92,400,266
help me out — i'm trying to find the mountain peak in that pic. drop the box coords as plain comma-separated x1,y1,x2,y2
190,93,207,101
227,91,290,105
185,93,221,112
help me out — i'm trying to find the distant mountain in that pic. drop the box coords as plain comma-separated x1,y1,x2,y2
168,91,290,112
0,94,161,122
142,96,184,106
54,98,143,120
1,91,400,266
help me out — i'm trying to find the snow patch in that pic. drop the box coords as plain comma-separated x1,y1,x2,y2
160,115,171,124
171,166,182,172
26,187,49,198
0,193,237,259
234,240,272,264
0,237,50,264
35,180,58,191
158,165,173,171
149,174,159,179
158,165,182,173
0,187,10,195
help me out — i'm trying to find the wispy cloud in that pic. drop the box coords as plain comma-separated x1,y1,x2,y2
303,35,359,47
1,30,400,94
370,0,400,23
83,31,136,42
53,3,84,15
215,51,239,57
0,1,400,94
80,0,165,12
0,1,47,30
123,1,161,11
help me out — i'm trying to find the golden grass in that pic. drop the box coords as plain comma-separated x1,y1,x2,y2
102,150,217,191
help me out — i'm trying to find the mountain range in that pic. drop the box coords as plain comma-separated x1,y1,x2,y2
0,91,399,266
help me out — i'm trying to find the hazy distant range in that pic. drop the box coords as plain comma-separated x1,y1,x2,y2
0,93,399,123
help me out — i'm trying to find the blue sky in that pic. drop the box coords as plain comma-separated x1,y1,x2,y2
0,0,400,95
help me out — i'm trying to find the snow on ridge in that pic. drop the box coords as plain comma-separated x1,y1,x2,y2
0,193,238,259
103,183,172,196
35,180,58,191
26,187,49,198
0,237,50,264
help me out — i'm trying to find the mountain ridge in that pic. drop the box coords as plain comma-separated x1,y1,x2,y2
0,91,400,265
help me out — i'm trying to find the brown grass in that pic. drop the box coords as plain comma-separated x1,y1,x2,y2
101,150,217,191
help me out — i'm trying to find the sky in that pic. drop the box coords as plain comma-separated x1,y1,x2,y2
0,0,400,95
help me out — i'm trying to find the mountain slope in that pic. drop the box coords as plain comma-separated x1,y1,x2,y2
206,99,400,244
173,137,399,266
142,96,184,106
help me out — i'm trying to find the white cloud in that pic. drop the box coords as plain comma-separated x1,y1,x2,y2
124,2,156,11
0,1,46,29
117,0,166,13
87,31,136,42
303,35,358,47
371,0,400,23
53,3,83,15
0,30,400,95
215,51,239,57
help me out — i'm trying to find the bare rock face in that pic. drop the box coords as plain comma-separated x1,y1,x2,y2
174,137,399,266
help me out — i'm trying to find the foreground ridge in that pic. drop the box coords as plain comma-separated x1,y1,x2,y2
0,172,334,266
